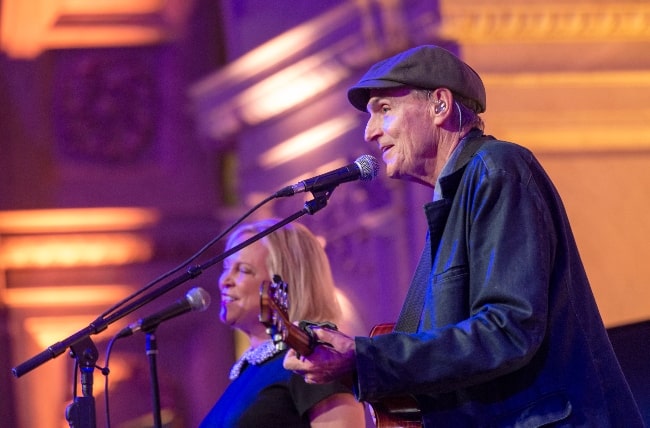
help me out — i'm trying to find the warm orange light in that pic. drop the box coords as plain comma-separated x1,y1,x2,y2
0,233,154,269
258,116,358,168
0,208,158,269
23,316,98,349
0,207,159,234
239,55,350,125
188,4,363,141
482,71,650,149
60,0,163,15
189,3,357,94
0,0,171,58
7,285,133,309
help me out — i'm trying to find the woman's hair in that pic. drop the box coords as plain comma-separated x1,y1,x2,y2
225,219,342,324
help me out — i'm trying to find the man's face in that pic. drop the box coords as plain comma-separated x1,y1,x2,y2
364,87,439,187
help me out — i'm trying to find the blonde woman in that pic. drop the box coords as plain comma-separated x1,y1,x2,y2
199,219,365,428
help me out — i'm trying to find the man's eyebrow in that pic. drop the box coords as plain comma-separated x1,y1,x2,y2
367,96,385,107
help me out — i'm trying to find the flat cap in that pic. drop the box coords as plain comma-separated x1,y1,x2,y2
347,45,486,113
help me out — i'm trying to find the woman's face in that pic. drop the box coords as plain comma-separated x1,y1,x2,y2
218,233,271,336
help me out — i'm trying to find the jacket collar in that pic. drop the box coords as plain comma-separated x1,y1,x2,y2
438,130,494,200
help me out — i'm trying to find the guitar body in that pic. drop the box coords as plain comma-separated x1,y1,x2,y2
259,278,423,428
369,398,423,428
367,323,423,428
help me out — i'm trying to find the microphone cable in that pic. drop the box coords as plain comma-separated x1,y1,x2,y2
97,193,276,321
102,335,118,428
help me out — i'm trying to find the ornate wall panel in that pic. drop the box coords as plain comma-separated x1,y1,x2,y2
437,0,650,152
439,0,650,44
1,1,230,427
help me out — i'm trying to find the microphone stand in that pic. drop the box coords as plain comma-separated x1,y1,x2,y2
64,336,99,428
145,330,162,428
138,301,190,428
11,190,332,428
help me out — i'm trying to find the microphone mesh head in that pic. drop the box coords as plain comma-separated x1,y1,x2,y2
355,155,380,181
186,287,211,312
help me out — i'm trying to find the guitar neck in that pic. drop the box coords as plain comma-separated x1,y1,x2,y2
281,322,313,356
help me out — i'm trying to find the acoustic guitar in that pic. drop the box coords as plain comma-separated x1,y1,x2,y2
259,275,423,428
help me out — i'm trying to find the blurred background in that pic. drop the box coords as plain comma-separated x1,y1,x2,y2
1,0,649,427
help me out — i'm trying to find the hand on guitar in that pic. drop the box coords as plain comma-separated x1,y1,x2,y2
283,325,356,387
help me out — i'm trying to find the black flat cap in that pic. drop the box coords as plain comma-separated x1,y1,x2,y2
347,45,486,113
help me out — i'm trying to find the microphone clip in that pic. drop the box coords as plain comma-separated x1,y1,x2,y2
304,190,331,215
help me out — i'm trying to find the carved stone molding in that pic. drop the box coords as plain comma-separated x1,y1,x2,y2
434,0,650,152
190,0,439,146
439,0,650,43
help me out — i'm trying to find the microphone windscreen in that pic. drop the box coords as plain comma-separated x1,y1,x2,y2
186,287,211,312
355,155,380,181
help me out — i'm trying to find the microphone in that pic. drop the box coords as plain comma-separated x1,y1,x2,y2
273,154,380,198
116,287,211,338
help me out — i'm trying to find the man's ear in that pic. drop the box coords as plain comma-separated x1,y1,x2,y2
431,88,453,125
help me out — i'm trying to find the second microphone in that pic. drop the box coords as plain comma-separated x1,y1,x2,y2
116,287,211,338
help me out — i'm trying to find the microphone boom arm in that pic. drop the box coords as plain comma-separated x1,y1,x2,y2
11,193,330,378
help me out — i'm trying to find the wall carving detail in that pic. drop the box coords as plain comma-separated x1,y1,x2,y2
439,1,650,43
53,50,159,164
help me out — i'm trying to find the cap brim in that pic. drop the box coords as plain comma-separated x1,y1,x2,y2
347,79,406,112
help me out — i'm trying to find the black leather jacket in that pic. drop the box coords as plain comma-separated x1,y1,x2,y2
355,135,644,427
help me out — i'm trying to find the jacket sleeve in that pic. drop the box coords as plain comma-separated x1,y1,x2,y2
354,146,556,401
